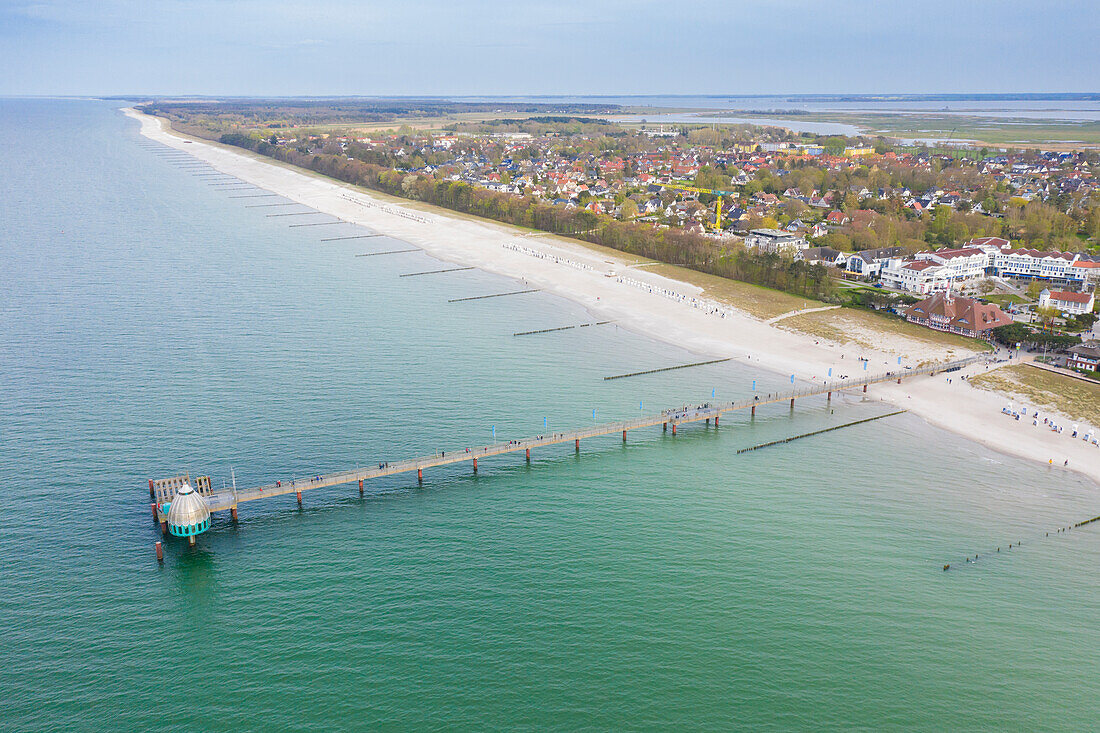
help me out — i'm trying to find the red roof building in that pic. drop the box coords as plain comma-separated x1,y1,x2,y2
905,292,1013,339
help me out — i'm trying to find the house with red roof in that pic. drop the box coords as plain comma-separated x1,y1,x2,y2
905,292,1013,339
1039,289,1096,315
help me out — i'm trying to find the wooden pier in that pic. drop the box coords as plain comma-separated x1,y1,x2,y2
149,356,981,531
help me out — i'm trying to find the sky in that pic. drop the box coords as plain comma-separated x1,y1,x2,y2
1,0,1097,97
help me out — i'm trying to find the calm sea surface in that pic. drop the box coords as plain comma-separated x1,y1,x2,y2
2,99,1099,731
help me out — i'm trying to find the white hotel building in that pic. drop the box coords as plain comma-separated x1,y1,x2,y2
880,237,1100,294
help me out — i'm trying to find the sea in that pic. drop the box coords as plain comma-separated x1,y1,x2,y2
2,98,1099,731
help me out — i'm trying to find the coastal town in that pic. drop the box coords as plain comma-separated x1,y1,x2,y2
142,101,1099,376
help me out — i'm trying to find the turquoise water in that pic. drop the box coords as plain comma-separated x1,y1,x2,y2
2,100,1099,731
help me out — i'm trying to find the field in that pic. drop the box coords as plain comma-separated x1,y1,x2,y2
985,294,1028,307
970,364,1100,425
714,110,1100,148
779,307,989,360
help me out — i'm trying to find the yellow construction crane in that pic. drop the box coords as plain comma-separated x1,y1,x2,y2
659,183,738,230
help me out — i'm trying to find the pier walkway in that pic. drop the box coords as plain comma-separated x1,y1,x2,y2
150,356,981,524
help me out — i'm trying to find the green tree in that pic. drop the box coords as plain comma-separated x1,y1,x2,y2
823,136,847,155
620,199,639,221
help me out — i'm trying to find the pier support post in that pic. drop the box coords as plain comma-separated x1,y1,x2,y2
714,416,719,427
663,422,667,432
473,458,478,473
897,378,902,385
155,541,163,563
358,479,364,496
705,418,710,425
575,438,580,451
790,398,795,409
417,468,423,483
149,479,155,500
671,423,677,435
827,392,831,401
161,521,168,535
296,489,303,507
623,430,627,442
151,502,158,521
751,405,756,417
526,448,530,462
863,384,867,393
230,506,238,522
188,535,196,547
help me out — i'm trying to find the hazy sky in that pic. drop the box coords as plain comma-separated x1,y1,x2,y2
1,0,1096,96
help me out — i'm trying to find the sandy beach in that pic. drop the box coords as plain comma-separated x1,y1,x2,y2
125,108,1100,486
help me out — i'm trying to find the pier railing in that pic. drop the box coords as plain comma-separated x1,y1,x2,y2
183,355,984,514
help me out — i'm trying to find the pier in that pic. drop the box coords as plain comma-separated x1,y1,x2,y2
148,356,981,547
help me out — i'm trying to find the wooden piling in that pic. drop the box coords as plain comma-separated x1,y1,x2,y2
671,424,677,435
161,521,168,535
622,430,627,442
751,405,756,416
473,458,478,472
155,541,163,563
149,479,155,499
863,384,867,393
417,468,423,482
790,398,795,408
358,478,364,495
296,490,303,506
525,448,530,461
230,506,238,522
575,438,580,451
151,502,158,521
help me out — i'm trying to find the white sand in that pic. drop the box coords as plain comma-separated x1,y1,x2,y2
126,108,1100,486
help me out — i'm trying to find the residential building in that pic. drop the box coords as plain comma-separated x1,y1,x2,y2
744,228,809,254
904,292,1012,339
880,259,949,294
846,246,906,278
797,246,846,267
1039,289,1096,315
914,247,990,282
989,247,1080,283
1067,345,1100,372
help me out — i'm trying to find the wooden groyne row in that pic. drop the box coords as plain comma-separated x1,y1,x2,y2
736,411,907,454
448,289,540,303
321,234,384,242
945,512,1100,572
604,358,731,381
514,321,613,337
355,248,420,257
400,267,475,278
